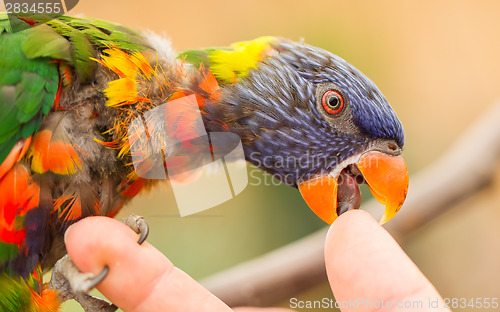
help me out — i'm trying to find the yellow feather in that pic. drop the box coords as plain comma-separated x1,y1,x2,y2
209,36,274,83
95,48,139,78
130,51,153,78
104,78,139,107
93,46,154,107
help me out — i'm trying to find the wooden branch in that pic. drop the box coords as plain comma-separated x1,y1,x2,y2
200,99,500,307
201,228,328,307
386,99,500,238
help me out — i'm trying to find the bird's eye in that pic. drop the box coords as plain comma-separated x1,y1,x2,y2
322,90,344,115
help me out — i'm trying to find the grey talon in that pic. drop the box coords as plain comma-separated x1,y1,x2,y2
89,265,110,289
121,214,149,245
49,254,115,311
137,218,149,244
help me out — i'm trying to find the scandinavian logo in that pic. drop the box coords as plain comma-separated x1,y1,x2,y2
128,95,248,216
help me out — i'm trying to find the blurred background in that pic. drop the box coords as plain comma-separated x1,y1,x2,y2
11,0,500,310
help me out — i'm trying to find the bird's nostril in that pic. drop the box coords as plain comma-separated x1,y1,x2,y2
388,143,398,151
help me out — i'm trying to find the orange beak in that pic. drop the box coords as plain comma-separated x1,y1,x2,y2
298,151,409,225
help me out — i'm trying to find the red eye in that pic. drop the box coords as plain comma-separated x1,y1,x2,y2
322,90,344,114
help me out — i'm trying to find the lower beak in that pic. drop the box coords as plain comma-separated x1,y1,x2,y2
298,175,338,224
298,151,409,225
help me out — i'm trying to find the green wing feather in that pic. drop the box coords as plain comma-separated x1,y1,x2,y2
0,14,59,164
0,275,32,312
178,47,224,68
0,13,151,164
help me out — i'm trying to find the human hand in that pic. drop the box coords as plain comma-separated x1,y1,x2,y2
64,210,450,312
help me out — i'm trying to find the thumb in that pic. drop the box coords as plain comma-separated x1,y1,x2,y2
64,216,231,312
325,210,450,312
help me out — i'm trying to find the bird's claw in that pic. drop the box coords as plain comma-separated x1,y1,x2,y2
79,264,109,293
49,254,116,312
48,215,148,311
121,214,149,244
50,254,108,294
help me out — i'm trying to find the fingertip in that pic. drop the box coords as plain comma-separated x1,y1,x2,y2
325,210,447,312
63,217,231,312
63,217,171,310
326,210,386,266
327,210,378,241
64,217,139,275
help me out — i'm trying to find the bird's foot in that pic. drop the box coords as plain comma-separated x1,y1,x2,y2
120,214,149,244
48,215,149,311
49,254,117,312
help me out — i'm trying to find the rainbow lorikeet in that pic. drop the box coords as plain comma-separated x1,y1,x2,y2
0,13,409,312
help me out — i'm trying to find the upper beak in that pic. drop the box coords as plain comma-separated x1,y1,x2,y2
298,151,409,225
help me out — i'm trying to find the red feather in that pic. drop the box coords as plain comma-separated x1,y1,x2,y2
164,93,206,148
120,178,146,199
29,129,82,175
53,72,63,111
0,164,39,247
198,70,220,99
18,16,36,26
0,137,32,180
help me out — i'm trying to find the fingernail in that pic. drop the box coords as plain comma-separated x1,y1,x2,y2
64,224,74,243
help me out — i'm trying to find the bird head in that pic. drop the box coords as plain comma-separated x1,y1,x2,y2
180,37,409,224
